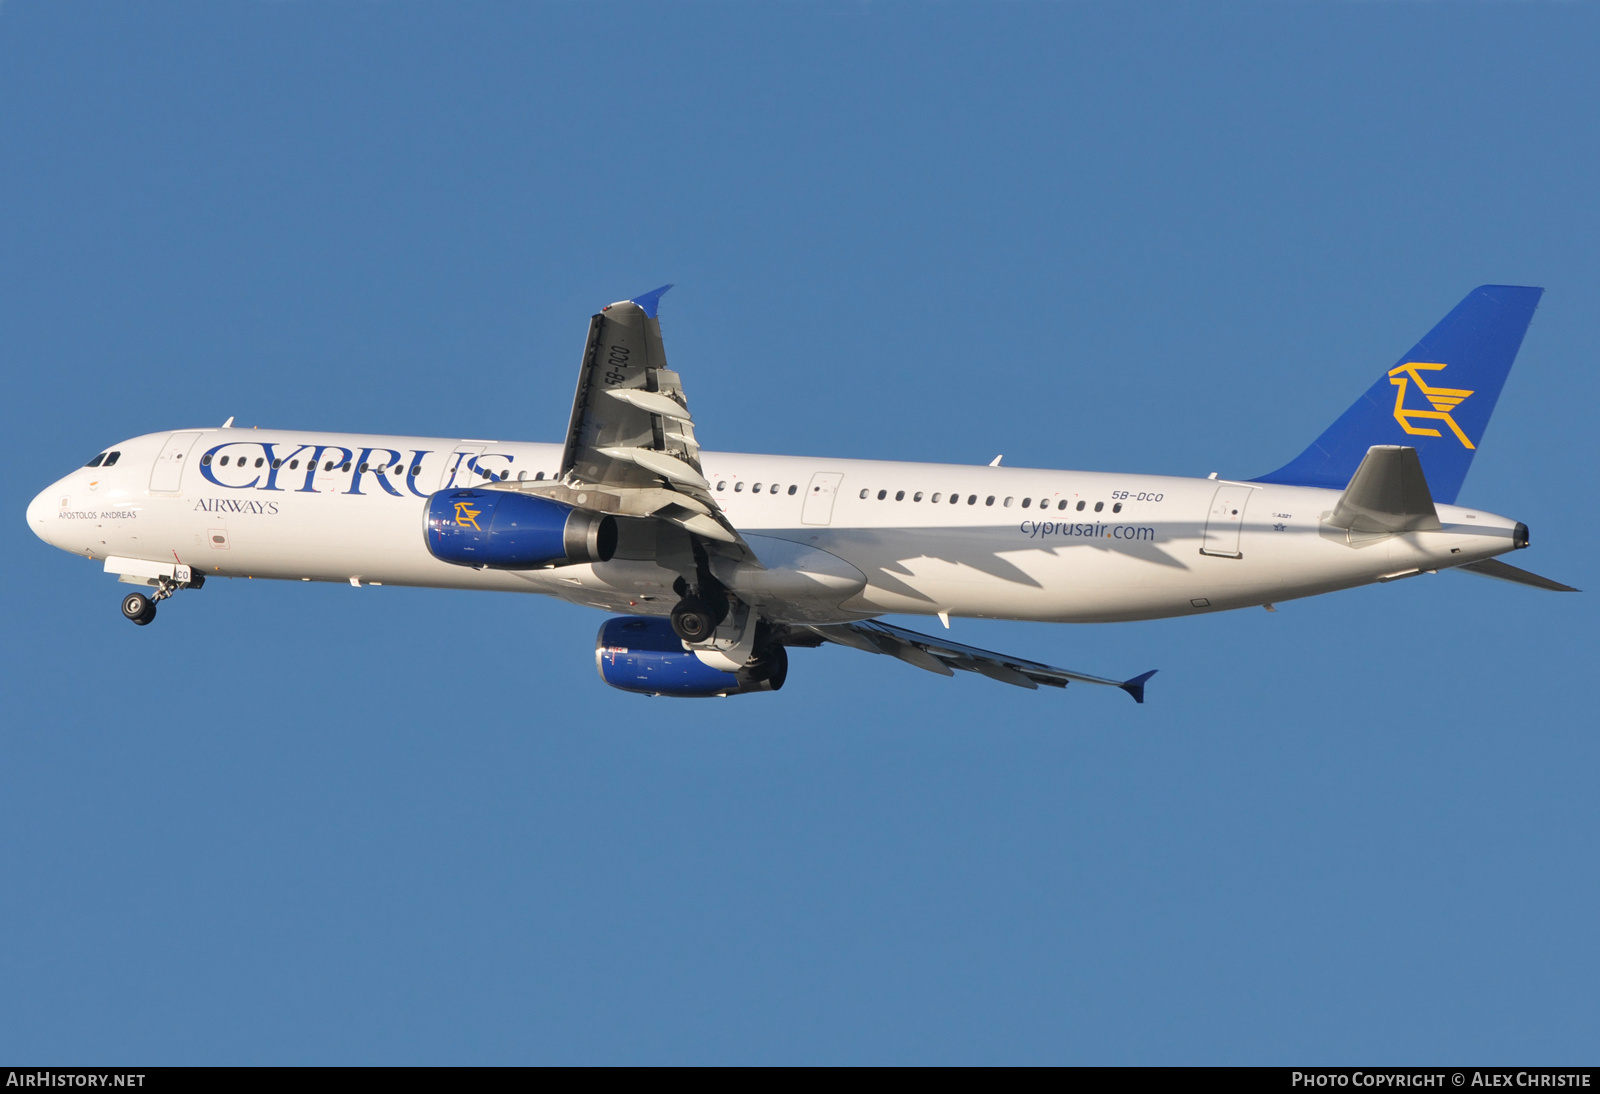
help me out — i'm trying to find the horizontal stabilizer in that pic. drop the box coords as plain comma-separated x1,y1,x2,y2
1457,558,1578,592
802,619,1152,701
1328,445,1442,534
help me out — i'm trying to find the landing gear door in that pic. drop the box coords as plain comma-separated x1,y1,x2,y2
1200,484,1253,559
801,472,845,526
149,432,203,494
439,446,486,491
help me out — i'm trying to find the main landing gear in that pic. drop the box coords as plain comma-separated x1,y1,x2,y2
119,571,203,626
670,543,735,644
670,595,725,643
669,555,733,644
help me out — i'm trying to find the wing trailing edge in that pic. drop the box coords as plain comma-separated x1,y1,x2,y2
802,619,1154,702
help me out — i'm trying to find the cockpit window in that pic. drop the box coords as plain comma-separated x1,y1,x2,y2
102,451,121,466
85,453,106,468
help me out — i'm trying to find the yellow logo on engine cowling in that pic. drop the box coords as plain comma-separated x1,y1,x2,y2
1388,362,1475,449
453,500,483,530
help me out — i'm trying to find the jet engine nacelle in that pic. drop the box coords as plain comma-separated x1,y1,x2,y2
595,616,787,697
425,488,617,569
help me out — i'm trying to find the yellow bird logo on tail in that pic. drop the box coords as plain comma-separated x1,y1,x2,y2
1388,362,1476,449
453,500,483,530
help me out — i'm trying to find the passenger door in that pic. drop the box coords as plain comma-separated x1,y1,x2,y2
801,472,845,526
1200,484,1253,559
149,432,203,493
439,446,486,490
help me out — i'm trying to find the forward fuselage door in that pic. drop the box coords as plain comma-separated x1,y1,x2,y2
801,472,845,525
149,432,203,493
439,446,486,491
1200,484,1253,559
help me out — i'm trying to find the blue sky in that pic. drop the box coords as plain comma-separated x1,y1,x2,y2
2,2,1596,1064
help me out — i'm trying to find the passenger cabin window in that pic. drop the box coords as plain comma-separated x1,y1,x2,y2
877,489,886,500
85,453,106,468
717,481,726,491
985,496,995,506
913,492,923,502
734,482,744,492
201,454,213,465
1003,497,1012,507
1058,500,1068,510
219,456,230,466
289,459,299,469
1094,501,1104,512
787,484,797,495
1076,500,1086,511
535,471,544,481
324,461,335,471
967,495,977,505
895,490,904,501
255,458,264,468
103,451,120,466
752,483,762,494
1113,502,1123,513
1021,498,1031,508
951,493,960,505
859,489,868,498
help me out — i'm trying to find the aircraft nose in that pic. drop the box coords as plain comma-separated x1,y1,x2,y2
26,485,58,545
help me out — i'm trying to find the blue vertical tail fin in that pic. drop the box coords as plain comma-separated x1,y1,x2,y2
1252,285,1543,504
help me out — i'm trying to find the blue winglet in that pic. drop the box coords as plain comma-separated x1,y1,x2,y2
629,284,674,319
1120,670,1157,705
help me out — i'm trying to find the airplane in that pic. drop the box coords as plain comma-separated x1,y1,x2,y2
24,284,1576,702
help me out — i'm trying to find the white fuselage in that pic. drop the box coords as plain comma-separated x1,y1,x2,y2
27,427,1524,625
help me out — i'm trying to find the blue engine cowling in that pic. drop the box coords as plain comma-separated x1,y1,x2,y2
425,488,617,569
595,616,787,697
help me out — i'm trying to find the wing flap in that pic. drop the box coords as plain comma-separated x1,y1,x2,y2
553,286,755,563
559,287,703,492
803,620,1153,701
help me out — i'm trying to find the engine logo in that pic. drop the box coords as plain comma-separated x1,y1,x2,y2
452,500,483,530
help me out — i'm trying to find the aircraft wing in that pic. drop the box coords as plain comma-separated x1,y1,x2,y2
514,285,752,557
799,619,1157,702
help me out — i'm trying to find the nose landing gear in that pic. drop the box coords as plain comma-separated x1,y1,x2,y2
121,591,157,626
116,567,203,626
